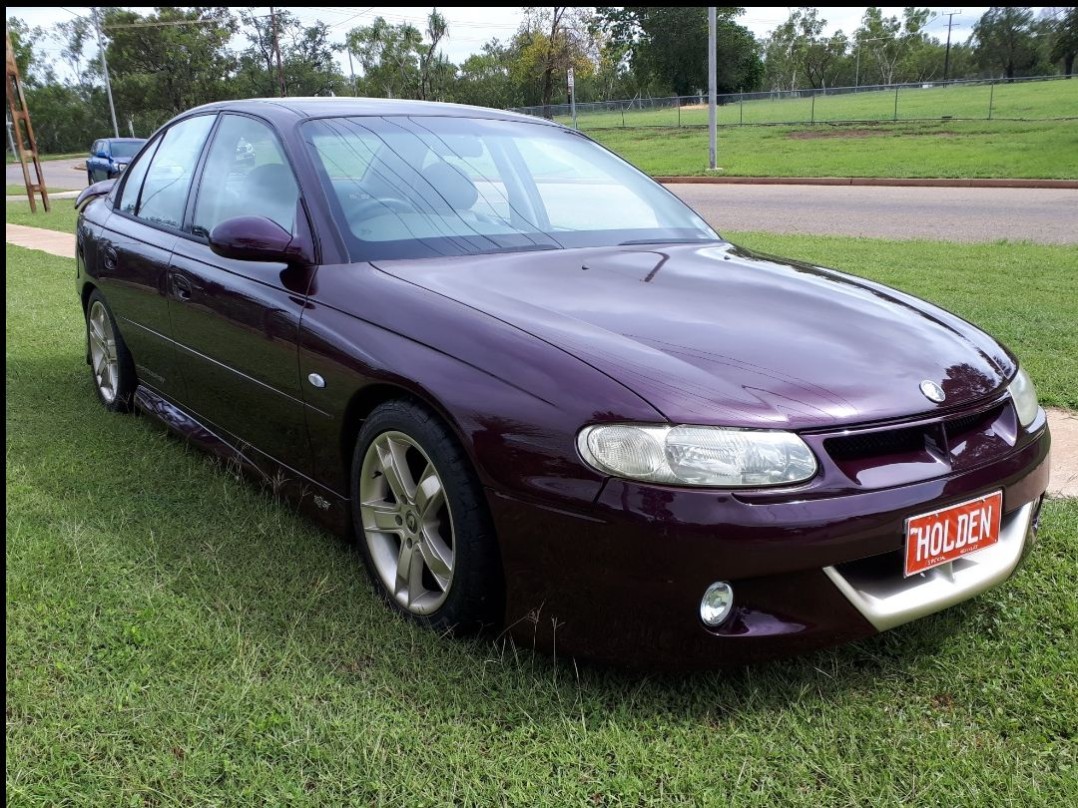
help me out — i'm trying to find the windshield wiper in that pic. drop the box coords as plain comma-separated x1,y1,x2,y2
479,243,560,255
617,238,721,246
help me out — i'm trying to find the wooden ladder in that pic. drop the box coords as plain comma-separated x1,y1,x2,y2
6,29,50,212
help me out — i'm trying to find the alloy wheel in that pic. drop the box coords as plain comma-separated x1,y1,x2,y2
88,300,119,404
359,430,456,615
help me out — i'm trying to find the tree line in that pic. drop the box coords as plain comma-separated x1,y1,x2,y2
7,6,1077,154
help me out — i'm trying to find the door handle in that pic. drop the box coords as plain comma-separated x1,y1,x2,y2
102,246,118,271
171,274,193,302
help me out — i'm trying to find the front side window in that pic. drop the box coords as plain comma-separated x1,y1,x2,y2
136,114,215,229
192,114,298,237
303,116,717,262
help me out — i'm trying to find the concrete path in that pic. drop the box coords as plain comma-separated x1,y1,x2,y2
6,190,79,203
668,184,1078,244
6,223,75,257
5,221,1076,497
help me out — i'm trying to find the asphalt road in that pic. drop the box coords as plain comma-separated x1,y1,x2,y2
7,157,89,190
668,184,1078,245
8,159,1078,245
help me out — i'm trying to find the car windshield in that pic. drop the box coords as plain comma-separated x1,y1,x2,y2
110,141,143,158
302,115,719,261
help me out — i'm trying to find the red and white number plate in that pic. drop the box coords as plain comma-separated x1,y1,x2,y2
904,491,1003,577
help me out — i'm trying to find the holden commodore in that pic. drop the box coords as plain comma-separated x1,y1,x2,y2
74,99,1050,667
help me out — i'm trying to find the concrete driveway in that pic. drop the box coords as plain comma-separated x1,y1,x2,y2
668,184,1078,244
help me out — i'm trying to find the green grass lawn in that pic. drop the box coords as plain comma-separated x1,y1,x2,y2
565,76,1078,129
594,119,1078,178
5,200,81,233
6,229,1078,803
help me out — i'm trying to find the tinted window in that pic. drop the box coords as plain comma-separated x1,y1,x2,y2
303,116,716,261
118,137,161,215
111,141,143,159
137,115,215,229
192,115,298,237
91,140,101,156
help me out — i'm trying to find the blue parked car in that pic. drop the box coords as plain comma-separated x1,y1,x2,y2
87,138,146,184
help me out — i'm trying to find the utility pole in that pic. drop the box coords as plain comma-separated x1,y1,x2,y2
707,7,717,170
92,7,119,137
942,10,961,82
568,67,577,130
347,49,357,96
270,6,286,97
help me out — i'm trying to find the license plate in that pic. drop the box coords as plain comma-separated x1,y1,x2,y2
904,491,1002,576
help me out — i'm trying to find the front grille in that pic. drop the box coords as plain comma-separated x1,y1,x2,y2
827,424,929,461
822,399,1015,486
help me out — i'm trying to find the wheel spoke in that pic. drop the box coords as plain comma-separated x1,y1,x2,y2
414,462,444,521
376,437,414,504
418,529,452,591
361,500,402,533
394,539,416,599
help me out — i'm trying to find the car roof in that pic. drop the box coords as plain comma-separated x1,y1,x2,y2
183,97,556,127
105,137,147,143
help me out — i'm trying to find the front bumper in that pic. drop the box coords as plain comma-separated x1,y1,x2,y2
489,422,1050,668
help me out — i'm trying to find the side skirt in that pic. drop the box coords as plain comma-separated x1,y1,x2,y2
134,385,352,537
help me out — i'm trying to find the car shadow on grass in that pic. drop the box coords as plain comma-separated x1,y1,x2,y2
9,350,1007,735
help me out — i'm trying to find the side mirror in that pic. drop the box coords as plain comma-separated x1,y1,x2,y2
95,148,109,159
75,178,116,210
208,215,314,265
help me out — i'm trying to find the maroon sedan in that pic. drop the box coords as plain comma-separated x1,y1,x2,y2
74,99,1050,667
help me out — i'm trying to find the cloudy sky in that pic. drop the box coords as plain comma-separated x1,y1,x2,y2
10,6,1045,79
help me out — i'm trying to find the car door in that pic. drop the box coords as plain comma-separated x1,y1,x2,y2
94,114,217,403
89,141,102,181
167,113,312,475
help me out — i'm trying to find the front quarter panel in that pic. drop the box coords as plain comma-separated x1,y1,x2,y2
299,263,664,506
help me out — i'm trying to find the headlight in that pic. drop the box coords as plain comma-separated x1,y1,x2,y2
1008,368,1039,427
577,423,817,487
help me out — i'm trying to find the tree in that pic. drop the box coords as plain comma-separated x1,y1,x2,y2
763,8,845,91
236,11,346,98
513,7,596,114
7,16,46,84
100,7,237,128
347,17,422,98
855,7,933,86
418,9,448,100
1048,6,1078,77
596,7,759,96
971,7,1038,80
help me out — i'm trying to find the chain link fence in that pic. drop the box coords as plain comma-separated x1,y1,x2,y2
510,75,1077,130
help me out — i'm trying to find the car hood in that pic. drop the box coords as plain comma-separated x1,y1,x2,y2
372,242,1016,429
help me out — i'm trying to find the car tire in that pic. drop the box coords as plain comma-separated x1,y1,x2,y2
351,399,503,634
85,290,137,413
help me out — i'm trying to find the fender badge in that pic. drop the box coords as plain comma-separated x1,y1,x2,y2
920,380,946,403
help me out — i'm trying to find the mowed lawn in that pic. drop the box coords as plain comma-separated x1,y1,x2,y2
594,119,1078,178
564,76,1078,129
6,205,1078,803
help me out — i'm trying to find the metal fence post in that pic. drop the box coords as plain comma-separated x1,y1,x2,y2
811,92,816,124
894,85,899,122
739,95,743,125
678,99,681,128
621,106,625,128
988,80,995,120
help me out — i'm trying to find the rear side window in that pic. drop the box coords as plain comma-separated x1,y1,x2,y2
118,138,161,215
192,114,299,237
135,115,215,229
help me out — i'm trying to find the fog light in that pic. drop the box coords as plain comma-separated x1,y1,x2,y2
700,581,734,627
